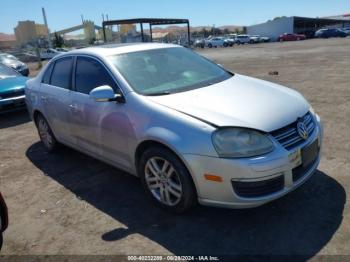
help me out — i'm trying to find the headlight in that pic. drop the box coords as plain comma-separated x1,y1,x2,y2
212,128,274,158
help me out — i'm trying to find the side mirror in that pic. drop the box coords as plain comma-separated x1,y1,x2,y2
89,85,125,103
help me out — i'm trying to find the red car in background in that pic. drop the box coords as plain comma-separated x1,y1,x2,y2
278,33,306,41
0,192,8,250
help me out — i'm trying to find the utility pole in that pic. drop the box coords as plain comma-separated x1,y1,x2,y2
42,7,52,48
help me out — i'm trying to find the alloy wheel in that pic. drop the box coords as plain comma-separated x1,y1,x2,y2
38,118,53,149
144,157,183,206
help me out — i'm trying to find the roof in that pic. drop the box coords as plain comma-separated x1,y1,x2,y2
66,42,181,57
103,18,189,26
0,33,16,42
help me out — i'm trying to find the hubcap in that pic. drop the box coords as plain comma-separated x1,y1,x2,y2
38,118,53,148
145,157,183,206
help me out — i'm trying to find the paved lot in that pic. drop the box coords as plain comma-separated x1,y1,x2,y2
0,38,349,256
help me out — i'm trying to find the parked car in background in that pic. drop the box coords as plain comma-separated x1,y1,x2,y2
194,39,205,48
278,33,306,42
225,37,236,46
0,53,29,76
315,28,347,38
341,27,350,35
206,37,228,48
259,36,270,42
249,35,260,44
55,48,69,52
0,192,8,250
0,64,28,113
26,43,323,213
40,48,63,60
235,35,251,45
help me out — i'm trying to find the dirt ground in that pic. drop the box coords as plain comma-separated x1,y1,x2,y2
0,38,350,256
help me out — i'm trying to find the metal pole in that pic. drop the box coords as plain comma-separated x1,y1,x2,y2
187,21,191,47
150,23,153,42
140,23,144,42
103,23,106,42
42,7,52,48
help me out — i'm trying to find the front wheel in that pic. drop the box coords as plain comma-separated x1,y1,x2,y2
139,147,197,213
208,43,212,48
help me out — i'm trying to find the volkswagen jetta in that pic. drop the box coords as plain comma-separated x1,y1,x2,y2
25,43,323,213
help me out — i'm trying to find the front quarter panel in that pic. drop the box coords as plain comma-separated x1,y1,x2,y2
125,93,218,166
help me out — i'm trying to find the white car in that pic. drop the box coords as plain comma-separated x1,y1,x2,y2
235,35,251,45
205,37,228,48
249,35,260,44
26,43,323,213
40,48,63,60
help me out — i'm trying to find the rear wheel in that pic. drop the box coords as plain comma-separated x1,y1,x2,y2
35,114,59,152
139,147,197,213
208,43,212,48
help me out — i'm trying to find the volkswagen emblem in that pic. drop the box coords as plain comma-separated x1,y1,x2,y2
297,120,309,140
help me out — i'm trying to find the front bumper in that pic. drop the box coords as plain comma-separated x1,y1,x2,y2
0,95,26,113
183,114,323,209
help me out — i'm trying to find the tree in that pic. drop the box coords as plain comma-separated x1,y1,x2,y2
53,32,64,48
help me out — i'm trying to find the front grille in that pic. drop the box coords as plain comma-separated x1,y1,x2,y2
270,112,315,150
232,175,284,198
0,89,25,99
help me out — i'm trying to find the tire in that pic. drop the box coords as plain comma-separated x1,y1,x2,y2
208,43,212,48
223,42,228,47
35,113,60,152
138,146,197,213
236,41,241,45
250,40,254,44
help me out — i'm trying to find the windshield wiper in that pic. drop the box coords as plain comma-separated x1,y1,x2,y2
146,91,172,96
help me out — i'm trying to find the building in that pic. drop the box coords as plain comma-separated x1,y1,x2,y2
14,20,48,45
247,15,350,41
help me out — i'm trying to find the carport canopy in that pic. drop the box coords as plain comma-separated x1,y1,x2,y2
102,18,190,44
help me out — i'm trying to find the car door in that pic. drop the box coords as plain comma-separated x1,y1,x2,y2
40,56,75,145
69,55,133,169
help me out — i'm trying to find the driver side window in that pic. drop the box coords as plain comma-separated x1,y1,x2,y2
75,56,119,95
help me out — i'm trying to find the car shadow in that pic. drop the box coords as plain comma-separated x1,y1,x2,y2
26,142,346,256
0,109,31,129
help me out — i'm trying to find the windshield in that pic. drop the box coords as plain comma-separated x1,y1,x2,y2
109,47,232,95
0,64,19,79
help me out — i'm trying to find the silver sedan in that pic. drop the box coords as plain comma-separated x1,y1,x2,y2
25,43,323,213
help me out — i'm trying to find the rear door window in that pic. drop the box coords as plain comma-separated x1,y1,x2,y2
50,57,73,89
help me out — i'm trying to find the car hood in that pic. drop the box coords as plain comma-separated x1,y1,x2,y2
147,74,309,132
0,76,27,94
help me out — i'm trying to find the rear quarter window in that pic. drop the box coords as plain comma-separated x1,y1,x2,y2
50,57,73,89
41,62,54,84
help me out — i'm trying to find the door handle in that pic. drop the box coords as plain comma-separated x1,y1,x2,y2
41,95,47,101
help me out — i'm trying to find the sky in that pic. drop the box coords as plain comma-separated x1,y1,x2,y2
1,0,349,34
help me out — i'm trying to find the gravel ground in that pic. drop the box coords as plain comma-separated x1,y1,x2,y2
0,38,349,256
